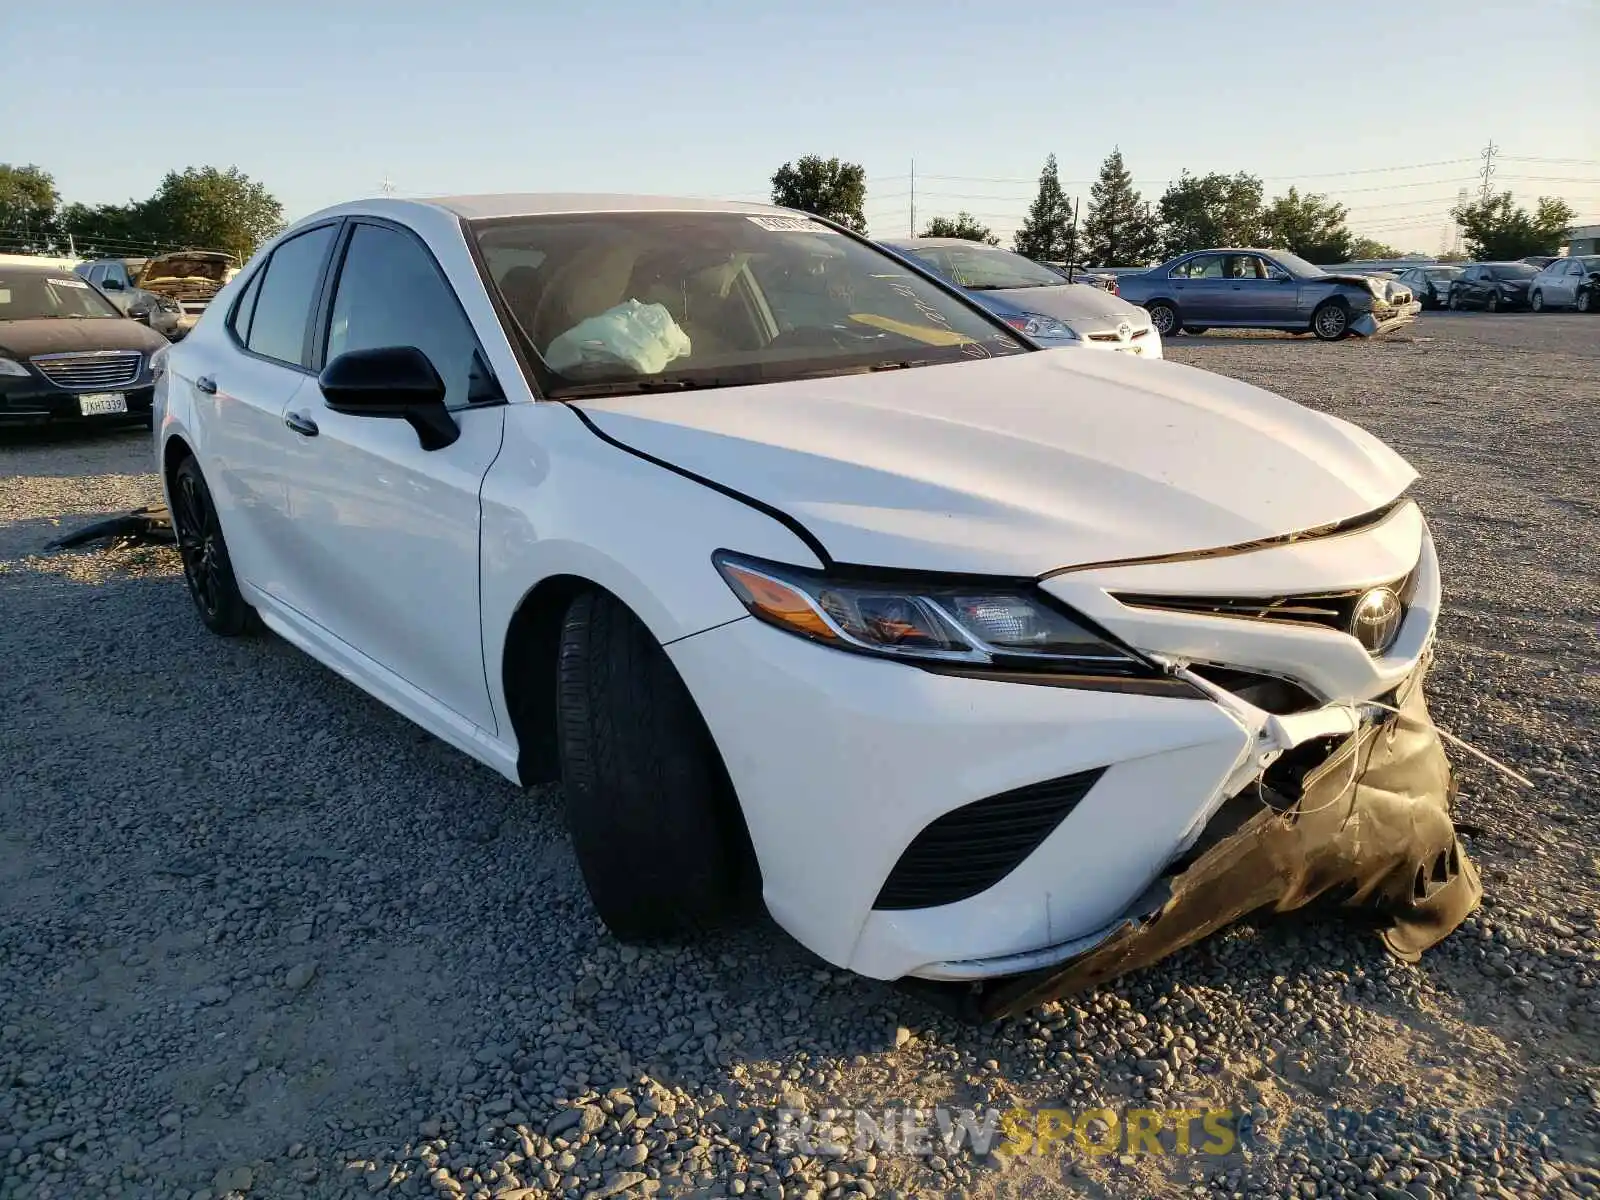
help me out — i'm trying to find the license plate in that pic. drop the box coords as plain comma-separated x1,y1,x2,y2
1116,345,1143,355
78,393,128,416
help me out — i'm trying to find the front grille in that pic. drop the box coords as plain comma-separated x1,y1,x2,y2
1087,331,1122,342
873,768,1105,910
1114,568,1419,649
31,351,142,390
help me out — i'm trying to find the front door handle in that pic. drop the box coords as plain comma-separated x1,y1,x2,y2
195,375,217,394
284,411,319,437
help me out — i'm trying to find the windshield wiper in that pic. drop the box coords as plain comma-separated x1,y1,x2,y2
545,377,738,400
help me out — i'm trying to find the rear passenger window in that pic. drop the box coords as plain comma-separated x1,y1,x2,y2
245,225,336,367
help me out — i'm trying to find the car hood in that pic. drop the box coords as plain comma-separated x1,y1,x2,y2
573,349,1418,576
971,284,1148,327
0,317,167,359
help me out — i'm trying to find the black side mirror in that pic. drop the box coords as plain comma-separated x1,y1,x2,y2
318,346,459,451
130,308,152,325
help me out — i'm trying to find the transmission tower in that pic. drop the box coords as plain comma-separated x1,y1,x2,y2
1477,141,1498,202
1451,187,1469,254
379,174,396,197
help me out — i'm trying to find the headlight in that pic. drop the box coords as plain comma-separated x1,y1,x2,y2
713,552,1161,681
0,357,30,378
158,297,181,313
149,344,171,381
1000,313,1078,340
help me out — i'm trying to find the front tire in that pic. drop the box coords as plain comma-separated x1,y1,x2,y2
1448,289,1461,310
1145,301,1179,337
1311,299,1350,341
1182,325,1210,335
1578,288,1595,314
1486,291,1501,313
170,456,255,636
556,590,750,940
1530,289,1545,313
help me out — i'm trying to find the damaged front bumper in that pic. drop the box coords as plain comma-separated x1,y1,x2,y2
970,670,1480,1020
1351,299,1423,337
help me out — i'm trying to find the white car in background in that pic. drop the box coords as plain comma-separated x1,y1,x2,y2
153,195,1478,1017
880,238,1162,357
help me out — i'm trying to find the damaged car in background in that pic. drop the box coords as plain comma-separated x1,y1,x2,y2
149,195,1482,1020
136,249,238,337
1118,248,1421,340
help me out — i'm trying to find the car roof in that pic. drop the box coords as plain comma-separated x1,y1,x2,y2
881,237,1007,249
0,262,77,277
426,194,794,220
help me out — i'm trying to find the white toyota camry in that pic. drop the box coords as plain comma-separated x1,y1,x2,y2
153,195,1479,1018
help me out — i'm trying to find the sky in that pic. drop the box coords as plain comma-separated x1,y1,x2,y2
4,0,1597,254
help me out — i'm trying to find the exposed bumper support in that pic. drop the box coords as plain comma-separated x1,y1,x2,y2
971,673,1480,1020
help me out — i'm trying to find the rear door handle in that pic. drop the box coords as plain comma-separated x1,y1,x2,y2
195,375,217,394
284,411,319,437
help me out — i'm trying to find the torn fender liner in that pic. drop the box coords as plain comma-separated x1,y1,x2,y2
975,673,1480,1020
43,505,174,552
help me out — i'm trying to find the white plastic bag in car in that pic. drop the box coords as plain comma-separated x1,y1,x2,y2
545,300,692,376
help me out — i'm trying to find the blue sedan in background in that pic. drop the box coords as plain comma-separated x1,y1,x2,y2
1117,248,1420,341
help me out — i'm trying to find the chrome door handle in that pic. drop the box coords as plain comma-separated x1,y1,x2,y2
284,411,319,437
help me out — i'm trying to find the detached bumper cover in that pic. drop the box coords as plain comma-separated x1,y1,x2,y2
1351,300,1422,337
975,673,1480,1020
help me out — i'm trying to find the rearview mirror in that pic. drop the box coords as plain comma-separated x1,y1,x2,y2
318,346,459,451
101,277,124,291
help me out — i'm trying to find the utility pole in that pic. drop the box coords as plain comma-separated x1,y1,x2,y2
908,158,915,238
380,174,396,198
1477,140,1497,203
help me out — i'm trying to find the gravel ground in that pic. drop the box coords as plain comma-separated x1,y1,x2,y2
2,314,1596,1200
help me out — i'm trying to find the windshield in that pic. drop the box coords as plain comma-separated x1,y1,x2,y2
0,272,123,320
898,243,1066,290
1489,263,1539,280
472,212,1026,397
1270,251,1331,278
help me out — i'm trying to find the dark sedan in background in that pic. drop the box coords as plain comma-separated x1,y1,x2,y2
1117,248,1419,340
1394,264,1464,310
1447,262,1539,311
0,264,167,429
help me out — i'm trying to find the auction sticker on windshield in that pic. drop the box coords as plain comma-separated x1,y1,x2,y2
746,215,839,233
47,277,90,289
77,393,127,415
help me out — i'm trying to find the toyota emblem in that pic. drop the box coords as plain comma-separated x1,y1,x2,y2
1117,321,1131,340
1349,587,1403,655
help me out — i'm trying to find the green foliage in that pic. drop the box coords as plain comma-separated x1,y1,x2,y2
1347,237,1401,261
1451,192,1576,260
0,164,61,250
1081,149,1160,266
139,167,284,260
770,156,868,232
1157,171,1264,257
920,212,999,244
1261,187,1352,263
1013,155,1076,263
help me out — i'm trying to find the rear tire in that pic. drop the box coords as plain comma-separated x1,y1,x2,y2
1448,290,1461,310
556,590,750,940
1145,301,1179,336
1311,299,1350,341
170,456,255,637
1578,287,1595,314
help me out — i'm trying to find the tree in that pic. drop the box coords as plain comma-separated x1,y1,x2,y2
1260,187,1352,263
920,212,998,244
1081,148,1160,266
1451,192,1575,260
1347,236,1400,261
770,156,867,232
0,164,60,250
1156,171,1264,257
57,201,158,258
1013,154,1075,263
138,166,284,260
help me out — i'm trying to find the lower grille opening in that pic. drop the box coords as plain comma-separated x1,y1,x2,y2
1187,665,1321,715
873,768,1105,911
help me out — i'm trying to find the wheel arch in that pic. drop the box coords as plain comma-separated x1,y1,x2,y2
161,432,194,504
501,573,599,786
